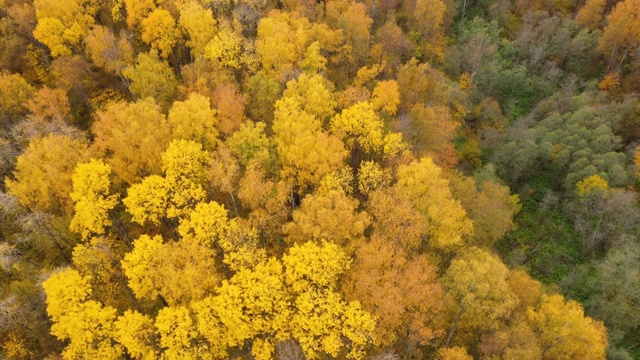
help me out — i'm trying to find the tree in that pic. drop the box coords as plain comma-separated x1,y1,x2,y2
168,93,219,151
115,310,159,360
192,259,290,359
42,268,123,360
121,234,220,306
344,238,450,356
325,0,372,67
92,98,172,184
83,25,134,76
179,1,217,57
283,241,376,359
32,0,97,57
272,97,348,193
598,0,640,71
449,175,520,247
406,104,459,168
69,159,118,240
24,86,71,121
584,242,640,346
527,294,607,360
122,50,178,107
576,0,605,29
371,80,400,116
399,0,446,60
282,73,336,122
122,0,155,28
331,101,385,156
443,248,518,341
283,189,371,251
124,140,208,224
256,11,312,81
204,27,245,69
245,72,282,124
395,158,473,251
6,134,90,214
0,71,33,121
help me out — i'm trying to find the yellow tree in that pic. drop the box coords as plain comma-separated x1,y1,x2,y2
122,50,178,107
371,80,400,116
576,0,605,30
92,98,172,184
0,71,34,120
6,134,90,214
24,86,71,121
344,237,450,355
168,93,219,151
204,26,245,69
283,241,376,359
528,294,607,360
282,73,337,122
395,158,473,251
83,25,134,76
69,159,118,240
42,268,123,359
449,175,520,248
121,234,221,306
443,248,518,342
178,1,217,57
256,11,312,81
192,259,290,360
115,310,159,360
283,188,370,251
272,97,348,193
330,101,385,155
124,139,208,224
32,0,97,57
407,104,459,168
400,0,446,60
598,0,640,71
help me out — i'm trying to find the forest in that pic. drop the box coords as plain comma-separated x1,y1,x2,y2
0,0,639,358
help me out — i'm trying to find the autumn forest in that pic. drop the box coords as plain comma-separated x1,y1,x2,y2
0,0,639,358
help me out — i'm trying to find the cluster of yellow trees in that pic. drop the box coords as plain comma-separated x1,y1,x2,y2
0,0,628,358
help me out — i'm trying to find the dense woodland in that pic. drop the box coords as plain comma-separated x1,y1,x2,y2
0,0,639,358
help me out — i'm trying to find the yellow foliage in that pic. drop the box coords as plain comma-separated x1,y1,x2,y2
436,347,473,360
179,1,217,56
283,240,350,293
283,189,371,251
123,175,170,225
33,0,96,57
169,93,219,151
121,234,220,305
371,80,400,115
357,161,390,195
273,97,347,192
141,9,180,58
396,157,473,250
443,247,518,332
115,311,159,360
205,27,244,69
300,41,327,74
282,73,336,122
92,98,172,184
69,159,118,240
528,294,608,360
330,101,385,153
123,0,155,28
599,73,621,93
43,268,123,360
155,306,206,359
576,174,609,198
6,134,90,214
0,72,34,119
